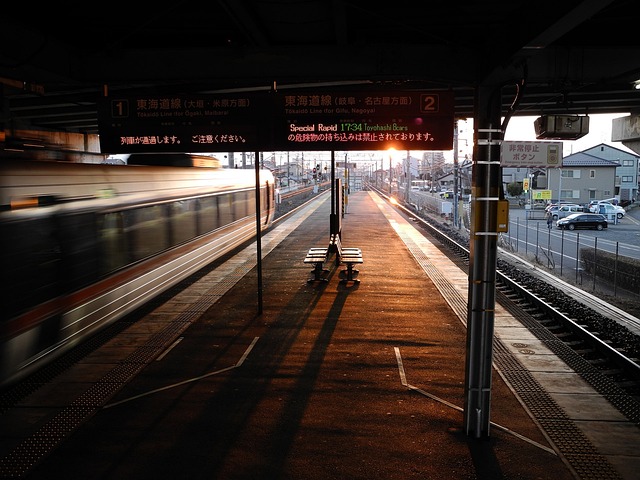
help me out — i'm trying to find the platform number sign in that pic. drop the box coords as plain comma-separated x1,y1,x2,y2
110,99,130,118
420,94,440,113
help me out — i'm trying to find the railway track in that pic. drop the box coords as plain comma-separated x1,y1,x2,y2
381,188,640,418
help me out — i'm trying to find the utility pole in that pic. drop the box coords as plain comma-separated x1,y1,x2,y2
430,154,434,192
389,154,393,195
405,151,411,203
558,168,562,203
344,153,348,191
453,121,459,227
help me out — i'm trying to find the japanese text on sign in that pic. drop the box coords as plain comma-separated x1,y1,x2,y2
117,133,248,147
114,97,253,119
281,92,445,115
277,116,451,151
287,131,434,143
99,93,266,153
501,141,563,168
275,91,453,151
99,90,454,154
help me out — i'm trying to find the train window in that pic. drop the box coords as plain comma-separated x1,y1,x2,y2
169,199,197,246
236,191,247,219
1,215,61,320
125,204,170,262
245,189,256,217
198,196,219,234
234,190,254,220
218,193,233,226
98,212,128,273
56,212,100,290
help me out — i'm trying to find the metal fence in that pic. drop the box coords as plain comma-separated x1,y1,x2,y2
499,215,640,304
406,191,640,306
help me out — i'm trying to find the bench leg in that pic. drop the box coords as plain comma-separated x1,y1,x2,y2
308,262,329,283
340,263,360,283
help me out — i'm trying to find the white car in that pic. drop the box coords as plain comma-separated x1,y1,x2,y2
591,203,625,219
588,201,605,212
588,200,618,212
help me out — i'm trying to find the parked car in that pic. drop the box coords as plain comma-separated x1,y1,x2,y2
588,200,607,211
588,198,618,208
590,202,625,219
556,213,608,231
553,204,584,220
545,202,577,212
545,204,561,217
587,199,619,210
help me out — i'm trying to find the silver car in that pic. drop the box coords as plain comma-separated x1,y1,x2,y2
552,204,583,220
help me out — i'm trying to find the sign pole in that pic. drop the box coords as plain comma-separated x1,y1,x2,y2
254,150,263,314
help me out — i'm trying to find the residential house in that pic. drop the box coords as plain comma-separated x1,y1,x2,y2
581,144,638,201
546,151,618,205
435,159,472,193
503,143,639,204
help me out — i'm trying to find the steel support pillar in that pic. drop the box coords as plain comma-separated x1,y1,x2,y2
463,85,503,438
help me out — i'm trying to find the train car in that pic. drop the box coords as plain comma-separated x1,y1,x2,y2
0,159,275,389
126,153,223,168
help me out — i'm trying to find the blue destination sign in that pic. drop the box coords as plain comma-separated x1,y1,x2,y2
98,90,454,154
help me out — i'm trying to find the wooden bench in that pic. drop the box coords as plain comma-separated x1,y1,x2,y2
329,234,363,283
304,247,330,282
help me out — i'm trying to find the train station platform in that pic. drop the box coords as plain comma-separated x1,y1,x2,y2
3,190,639,480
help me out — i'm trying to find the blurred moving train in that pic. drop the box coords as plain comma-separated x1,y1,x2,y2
0,157,276,389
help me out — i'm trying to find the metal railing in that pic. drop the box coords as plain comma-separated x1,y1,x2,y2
406,191,640,305
500,214,640,304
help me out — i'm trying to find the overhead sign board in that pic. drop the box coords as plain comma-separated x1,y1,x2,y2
98,90,454,154
272,90,454,151
612,115,640,142
98,93,269,154
501,140,563,168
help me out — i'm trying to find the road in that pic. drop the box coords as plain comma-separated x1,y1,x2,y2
506,204,640,261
